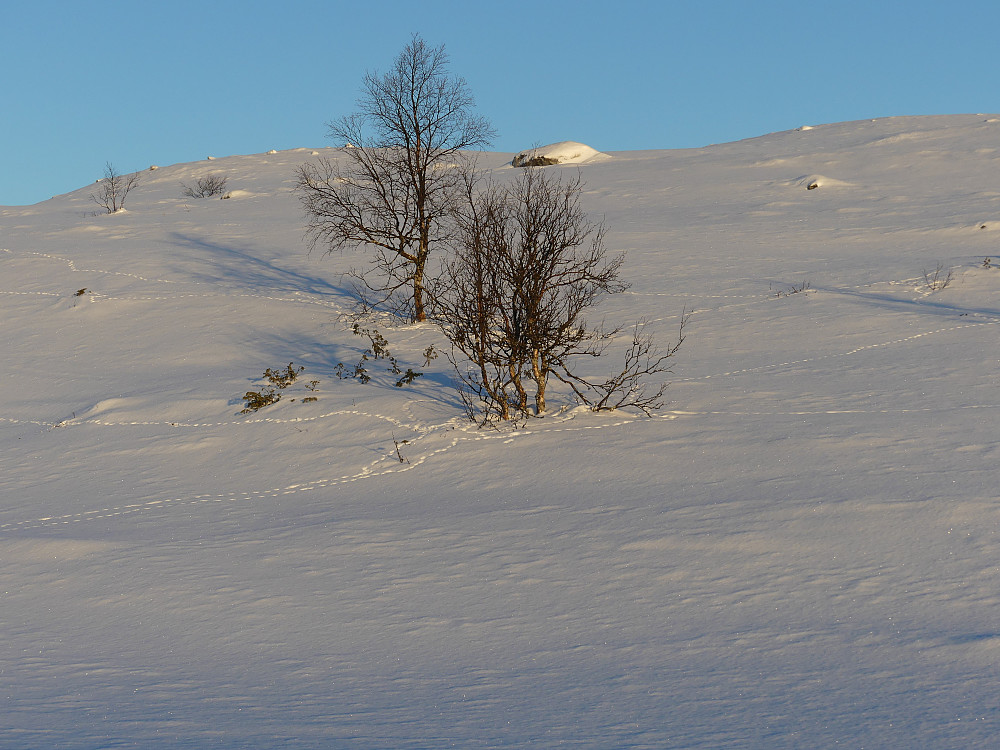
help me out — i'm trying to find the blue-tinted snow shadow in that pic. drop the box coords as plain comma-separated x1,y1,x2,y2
244,329,465,414
168,232,358,303
814,284,1000,319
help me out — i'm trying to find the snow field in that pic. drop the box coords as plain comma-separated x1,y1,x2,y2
2,116,1000,747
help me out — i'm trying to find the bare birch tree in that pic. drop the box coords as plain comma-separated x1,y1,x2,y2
90,162,140,214
431,168,685,423
296,34,495,322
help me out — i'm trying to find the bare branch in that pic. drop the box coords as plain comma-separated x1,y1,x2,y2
560,314,688,415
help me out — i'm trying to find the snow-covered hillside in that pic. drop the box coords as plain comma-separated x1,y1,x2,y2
2,115,999,748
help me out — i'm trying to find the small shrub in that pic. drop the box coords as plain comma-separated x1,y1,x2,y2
241,387,280,413
335,325,425,387
335,357,371,383
181,174,229,198
394,368,423,387
263,362,304,389
922,263,954,291
772,280,811,298
241,362,306,413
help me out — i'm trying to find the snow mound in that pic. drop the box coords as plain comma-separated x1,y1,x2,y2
512,141,607,167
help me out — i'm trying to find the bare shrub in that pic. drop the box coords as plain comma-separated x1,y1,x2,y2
771,280,811,298
182,174,229,198
334,324,428,387
922,263,954,291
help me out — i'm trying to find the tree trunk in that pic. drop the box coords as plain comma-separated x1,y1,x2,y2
531,349,546,414
509,361,528,413
412,224,430,322
413,283,426,322
412,255,427,322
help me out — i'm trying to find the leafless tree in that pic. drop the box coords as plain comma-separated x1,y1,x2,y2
296,34,495,322
431,168,684,423
90,162,140,214
431,177,522,421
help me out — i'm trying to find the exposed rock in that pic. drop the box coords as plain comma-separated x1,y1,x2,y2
512,154,561,167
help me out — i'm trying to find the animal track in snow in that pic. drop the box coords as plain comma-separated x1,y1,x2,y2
1,248,179,285
3,250,998,533
661,402,1000,419
0,410,636,534
678,317,1000,383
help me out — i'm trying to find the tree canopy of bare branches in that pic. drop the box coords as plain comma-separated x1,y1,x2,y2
90,162,139,214
296,34,495,322
431,168,685,424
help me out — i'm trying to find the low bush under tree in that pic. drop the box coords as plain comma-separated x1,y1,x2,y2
240,363,305,413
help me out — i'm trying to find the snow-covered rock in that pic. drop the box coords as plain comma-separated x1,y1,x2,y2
511,140,608,167
793,173,854,190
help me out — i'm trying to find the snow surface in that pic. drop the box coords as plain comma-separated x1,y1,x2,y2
2,116,1000,748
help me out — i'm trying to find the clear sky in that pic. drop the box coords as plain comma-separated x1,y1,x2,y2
2,0,998,205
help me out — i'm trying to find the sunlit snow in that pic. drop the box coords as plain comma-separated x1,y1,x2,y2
2,115,999,748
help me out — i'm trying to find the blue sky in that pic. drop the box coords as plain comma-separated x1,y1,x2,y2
2,0,998,205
